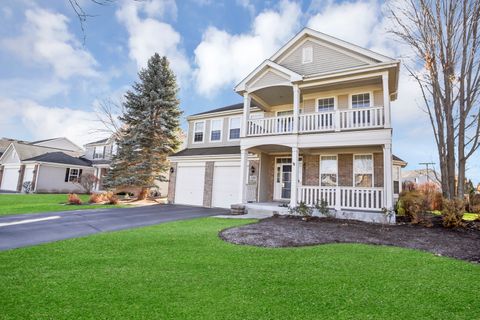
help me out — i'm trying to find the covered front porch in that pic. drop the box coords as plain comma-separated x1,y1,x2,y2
240,143,394,215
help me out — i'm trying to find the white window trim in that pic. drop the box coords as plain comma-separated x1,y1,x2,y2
93,146,105,159
353,153,374,187
316,96,337,112
209,118,223,143
69,168,80,182
227,116,242,141
192,120,205,144
319,154,338,187
302,46,313,64
349,91,373,109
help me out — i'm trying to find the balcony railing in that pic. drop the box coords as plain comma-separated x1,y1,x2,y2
246,106,385,136
297,186,384,211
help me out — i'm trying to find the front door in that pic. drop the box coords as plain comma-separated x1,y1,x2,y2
275,163,292,200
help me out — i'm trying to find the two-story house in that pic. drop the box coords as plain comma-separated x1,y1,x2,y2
168,28,407,223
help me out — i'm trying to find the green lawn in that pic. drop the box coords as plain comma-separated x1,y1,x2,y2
0,194,126,216
0,218,478,319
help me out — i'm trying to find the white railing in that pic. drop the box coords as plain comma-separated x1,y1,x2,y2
339,106,384,130
246,106,385,137
297,186,384,211
298,111,335,132
247,114,294,136
297,186,337,207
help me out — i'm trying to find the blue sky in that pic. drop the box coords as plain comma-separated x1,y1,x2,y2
0,0,478,182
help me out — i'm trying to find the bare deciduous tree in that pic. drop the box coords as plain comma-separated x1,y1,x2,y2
75,173,99,194
390,0,480,199
93,98,125,140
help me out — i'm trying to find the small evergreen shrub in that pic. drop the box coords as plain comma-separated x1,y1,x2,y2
289,202,313,217
442,199,465,228
315,199,331,217
67,193,82,205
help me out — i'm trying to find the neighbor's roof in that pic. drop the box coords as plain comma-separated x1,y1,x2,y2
84,138,110,146
25,152,92,167
171,146,240,157
6,142,80,161
190,103,243,117
29,137,61,144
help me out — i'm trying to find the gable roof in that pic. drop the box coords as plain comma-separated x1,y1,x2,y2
84,138,110,146
190,103,244,117
271,27,395,64
0,141,81,163
30,137,84,152
171,146,240,157
24,152,92,167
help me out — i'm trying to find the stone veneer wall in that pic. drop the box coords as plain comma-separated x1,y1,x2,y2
167,163,177,203
203,161,214,207
373,152,384,187
303,155,319,186
338,154,353,186
0,165,3,189
16,165,25,192
30,164,39,192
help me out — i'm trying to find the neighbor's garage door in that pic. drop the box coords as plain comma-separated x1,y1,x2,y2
174,163,205,206
212,162,241,208
1,166,20,191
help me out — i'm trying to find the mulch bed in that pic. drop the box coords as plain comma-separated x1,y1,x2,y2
219,216,480,263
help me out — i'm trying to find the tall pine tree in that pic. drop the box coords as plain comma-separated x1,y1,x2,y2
104,54,182,199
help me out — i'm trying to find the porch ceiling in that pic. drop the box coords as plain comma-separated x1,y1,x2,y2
251,85,293,109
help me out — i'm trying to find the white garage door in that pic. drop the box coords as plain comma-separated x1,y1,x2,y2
212,162,241,208
174,163,205,206
1,166,20,191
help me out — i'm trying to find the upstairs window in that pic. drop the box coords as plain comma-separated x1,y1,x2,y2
229,117,241,140
210,119,222,142
320,155,338,186
93,146,105,159
193,121,205,143
302,46,313,64
354,154,373,187
317,97,335,112
352,93,371,108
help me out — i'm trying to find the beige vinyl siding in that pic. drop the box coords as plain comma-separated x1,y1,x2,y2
373,90,383,106
186,117,242,149
248,70,289,89
278,40,373,76
303,99,315,113
338,95,348,109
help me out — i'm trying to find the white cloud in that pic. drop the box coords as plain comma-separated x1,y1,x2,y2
237,0,255,16
116,0,190,82
193,0,302,96
0,97,105,146
2,8,98,79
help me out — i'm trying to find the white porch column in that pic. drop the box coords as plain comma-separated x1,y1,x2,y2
290,146,299,207
382,72,391,128
241,92,251,137
383,143,393,210
95,168,102,191
239,148,248,203
292,84,300,133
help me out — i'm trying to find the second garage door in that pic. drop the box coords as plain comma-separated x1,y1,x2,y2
174,163,205,206
212,162,241,208
1,166,20,191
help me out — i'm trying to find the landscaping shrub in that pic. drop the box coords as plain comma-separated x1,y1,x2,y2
289,202,313,217
104,192,119,205
397,190,428,224
470,204,480,214
315,199,332,217
417,182,442,210
442,199,465,228
67,193,82,205
402,181,417,192
89,193,103,204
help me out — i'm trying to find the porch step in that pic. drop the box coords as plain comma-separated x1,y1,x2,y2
244,203,289,216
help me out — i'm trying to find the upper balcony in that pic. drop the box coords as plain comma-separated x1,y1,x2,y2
246,105,385,136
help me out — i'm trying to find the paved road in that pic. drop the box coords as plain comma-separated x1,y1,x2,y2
0,205,229,251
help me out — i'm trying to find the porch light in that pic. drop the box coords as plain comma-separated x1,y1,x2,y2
170,167,175,173
250,165,256,175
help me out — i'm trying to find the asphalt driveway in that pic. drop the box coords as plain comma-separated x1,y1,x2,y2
0,204,229,251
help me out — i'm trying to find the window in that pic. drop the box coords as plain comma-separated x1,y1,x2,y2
93,146,105,159
68,168,80,182
210,119,222,142
317,97,335,112
302,46,313,64
354,154,373,187
351,93,371,108
229,117,241,140
320,156,337,186
193,121,204,143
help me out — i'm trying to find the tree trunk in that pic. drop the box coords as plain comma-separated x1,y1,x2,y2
137,188,149,200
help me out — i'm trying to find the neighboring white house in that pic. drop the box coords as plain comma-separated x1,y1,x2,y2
0,138,93,193
168,27,407,223
402,169,441,187
83,137,169,196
